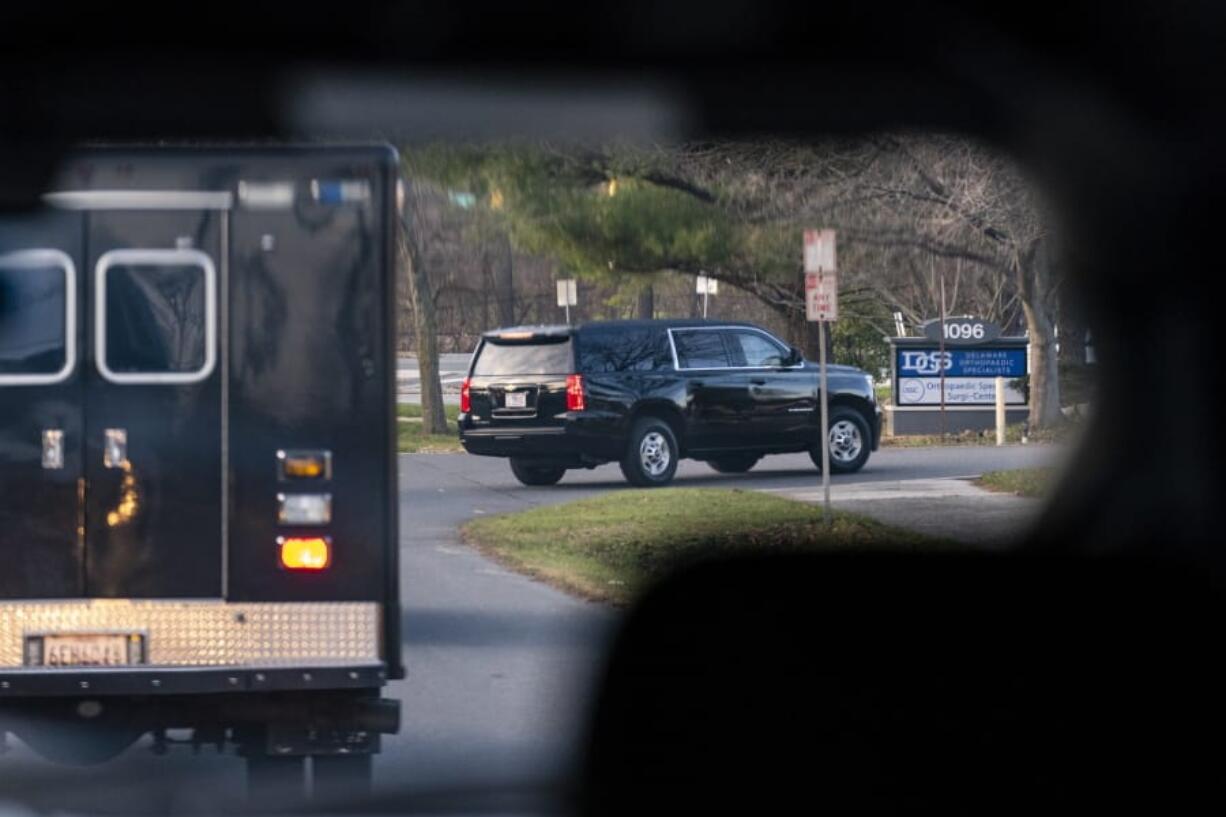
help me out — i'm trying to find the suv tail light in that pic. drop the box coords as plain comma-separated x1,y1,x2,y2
460,377,472,413
566,374,586,411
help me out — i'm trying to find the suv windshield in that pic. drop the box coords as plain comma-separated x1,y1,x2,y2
472,337,573,376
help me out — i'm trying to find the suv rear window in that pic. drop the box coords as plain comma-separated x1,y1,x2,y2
578,327,672,373
472,337,573,376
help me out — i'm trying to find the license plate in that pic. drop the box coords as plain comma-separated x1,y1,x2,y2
505,391,528,408
26,634,145,667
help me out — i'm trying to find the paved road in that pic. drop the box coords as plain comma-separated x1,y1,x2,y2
0,444,1062,813
397,353,470,405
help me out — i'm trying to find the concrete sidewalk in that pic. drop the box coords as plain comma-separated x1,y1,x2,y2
765,477,1042,548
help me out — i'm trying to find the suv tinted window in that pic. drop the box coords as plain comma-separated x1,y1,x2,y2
727,329,788,367
0,254,69,378
473,338,573,376
578,327,672,373
673,330,731,369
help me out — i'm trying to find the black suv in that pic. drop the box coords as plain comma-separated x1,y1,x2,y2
458,320,882,487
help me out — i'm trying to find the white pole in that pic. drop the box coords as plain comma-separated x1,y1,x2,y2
703,285,709,318
995,375,1006,446
564,302,570,324
818,320,832,526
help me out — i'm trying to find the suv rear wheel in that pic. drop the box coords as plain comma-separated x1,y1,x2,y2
509,459,567,486
810,407,871,474
708,454,761,474
620,418,679,487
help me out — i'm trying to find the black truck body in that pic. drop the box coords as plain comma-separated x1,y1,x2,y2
0,146,401,767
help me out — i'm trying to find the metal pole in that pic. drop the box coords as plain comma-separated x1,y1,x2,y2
703,285,709,318
564,302,570,324
818,319,832,526
938,274,947,441
995,375,1006,446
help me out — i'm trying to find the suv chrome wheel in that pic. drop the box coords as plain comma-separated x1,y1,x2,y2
640,431,672,477
829,419,863,464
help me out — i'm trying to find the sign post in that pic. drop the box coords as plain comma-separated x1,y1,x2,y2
804,229,837,526
938,275,948,441
696,274,718,318
556,278,577,324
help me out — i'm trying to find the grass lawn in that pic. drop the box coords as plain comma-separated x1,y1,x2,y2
397,404,465,453
461,487,955,604
975,467,1055,498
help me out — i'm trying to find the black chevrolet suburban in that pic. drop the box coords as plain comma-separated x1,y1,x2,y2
458,320,882,487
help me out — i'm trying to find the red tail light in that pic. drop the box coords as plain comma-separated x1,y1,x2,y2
460,377,472,413
566,374,586,411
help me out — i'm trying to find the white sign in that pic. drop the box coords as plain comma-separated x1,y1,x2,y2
896,377,1026,406
696,275,719,295
805,271,838,322
556,279,577,307
803,228,837,273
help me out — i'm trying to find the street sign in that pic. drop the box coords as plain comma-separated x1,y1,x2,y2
556,279,577,307
803,229,837,273
804,230,838,322
803,229,838,527
805,271,838,321
695,275,719,295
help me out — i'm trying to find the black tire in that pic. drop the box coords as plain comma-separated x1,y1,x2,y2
509,459,566,486
247,754,306,806
620,418,680,487
708,454,761,474
809,407,872,474
313,754,373,802
11,701,143,765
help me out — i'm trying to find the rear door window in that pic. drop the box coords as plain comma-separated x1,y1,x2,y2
472,338,573,376
672,329,731,369
96,249,216,383
578,327,672,373
0,249,76,384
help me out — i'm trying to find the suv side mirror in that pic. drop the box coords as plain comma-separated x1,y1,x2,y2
785,346,804,366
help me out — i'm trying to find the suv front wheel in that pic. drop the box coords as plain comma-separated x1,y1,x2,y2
810,407,871,474
509,459,567,486
621,418,679,487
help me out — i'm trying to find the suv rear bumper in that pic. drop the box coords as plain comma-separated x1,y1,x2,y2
459,414,624,465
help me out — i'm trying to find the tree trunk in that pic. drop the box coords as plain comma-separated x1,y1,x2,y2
400,195,448,435
1016,242,1062,429
636,284,654,319
487,231,515,327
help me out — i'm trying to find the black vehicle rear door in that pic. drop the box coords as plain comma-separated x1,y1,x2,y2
0,213,86,598
670,328,750,452
467,335,574,426
83,204,225,598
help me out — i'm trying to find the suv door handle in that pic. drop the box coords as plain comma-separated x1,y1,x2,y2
750,378,767,385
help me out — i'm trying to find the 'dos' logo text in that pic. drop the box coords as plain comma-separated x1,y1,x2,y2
899,351,952,375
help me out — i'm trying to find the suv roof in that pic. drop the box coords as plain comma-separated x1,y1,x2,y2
481,319,766,340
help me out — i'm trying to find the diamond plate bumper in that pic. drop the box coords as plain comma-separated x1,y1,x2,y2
0,599,381,669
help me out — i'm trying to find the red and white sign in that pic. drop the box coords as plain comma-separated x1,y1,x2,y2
803,230,838,321
803,229,837,274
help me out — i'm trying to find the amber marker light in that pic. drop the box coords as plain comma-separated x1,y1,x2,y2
278,536,331,570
